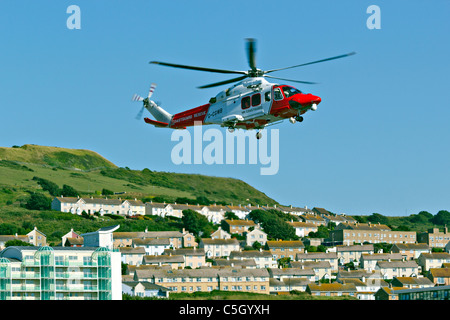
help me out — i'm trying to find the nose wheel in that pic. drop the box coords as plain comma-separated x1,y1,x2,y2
295,115,304,122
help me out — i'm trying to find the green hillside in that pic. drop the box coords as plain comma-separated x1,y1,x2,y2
0,144,278,206
0,144,117,171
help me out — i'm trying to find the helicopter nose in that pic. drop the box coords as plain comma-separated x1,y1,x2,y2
310,95,321,104
296,94,321,106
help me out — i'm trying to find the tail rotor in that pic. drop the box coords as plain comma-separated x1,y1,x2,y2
132,83,157,120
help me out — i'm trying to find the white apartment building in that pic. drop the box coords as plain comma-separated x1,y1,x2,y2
0,246,122,300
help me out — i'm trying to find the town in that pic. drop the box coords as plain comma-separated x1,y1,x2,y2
0,196,449,301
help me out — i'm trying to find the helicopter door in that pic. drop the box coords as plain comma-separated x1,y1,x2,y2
241,93,264,119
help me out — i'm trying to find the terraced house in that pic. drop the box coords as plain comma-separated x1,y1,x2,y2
267,240,305,260
329,222,416,245
133,267,270,294
52,196,145,216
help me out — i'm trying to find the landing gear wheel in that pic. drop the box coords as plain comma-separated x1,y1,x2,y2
295,116,304,122
228,127,235,133
256,131,262,140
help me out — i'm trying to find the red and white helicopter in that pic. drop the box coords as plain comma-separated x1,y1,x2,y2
132,39,355,139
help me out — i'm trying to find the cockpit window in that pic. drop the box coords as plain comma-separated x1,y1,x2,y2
282,86,302,98
273,88,283,101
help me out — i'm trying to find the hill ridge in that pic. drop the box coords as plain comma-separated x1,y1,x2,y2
0,144,117,171
0,144,278,206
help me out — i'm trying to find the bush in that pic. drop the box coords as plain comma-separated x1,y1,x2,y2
60,184,79,197
25,193,51,210
32,177,60,196
5,239,32,247
102,188,114,196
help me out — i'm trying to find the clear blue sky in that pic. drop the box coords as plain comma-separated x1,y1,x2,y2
1,0,449,216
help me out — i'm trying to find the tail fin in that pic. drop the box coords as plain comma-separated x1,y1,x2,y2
146,101,172,124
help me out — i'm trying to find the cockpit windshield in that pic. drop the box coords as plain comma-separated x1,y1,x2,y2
282,86,302,98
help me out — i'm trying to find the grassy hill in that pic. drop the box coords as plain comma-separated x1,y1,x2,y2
0,144,278,206
0,144,117,171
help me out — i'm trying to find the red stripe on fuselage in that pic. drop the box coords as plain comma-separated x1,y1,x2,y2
170,103,210,129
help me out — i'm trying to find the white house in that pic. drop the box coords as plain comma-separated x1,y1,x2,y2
287,220,318,237
225,205,250,220
52,197,144,216
81,225,120,250
246,227,267,247
360,253,404,272
133,238,172,256
200,239,240,258
375,260,419,279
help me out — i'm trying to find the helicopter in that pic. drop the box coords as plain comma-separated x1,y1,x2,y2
132,39,355,139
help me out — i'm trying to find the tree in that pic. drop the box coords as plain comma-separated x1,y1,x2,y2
224,211,239,220
262,216,298,240
248,209,298,240
308,225,330,239
431,210,450,226
60,184,79,197
181,209,210,236
252,241,262,250
0,223,20,235
102,188,114,196
195,196,211,206
367,213,389,225
25,193,51,210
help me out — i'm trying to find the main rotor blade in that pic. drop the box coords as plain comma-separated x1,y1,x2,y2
246,38,257,72
264,75,318,85
265,52,356,74
149,61,246,75
197,75,248,89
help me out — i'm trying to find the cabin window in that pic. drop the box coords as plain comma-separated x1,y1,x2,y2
274,88,283,101
241,96,251,109
265,91,271,102
251,93,261,106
